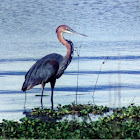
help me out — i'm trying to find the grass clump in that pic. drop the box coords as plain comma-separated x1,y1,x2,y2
0,104,140,139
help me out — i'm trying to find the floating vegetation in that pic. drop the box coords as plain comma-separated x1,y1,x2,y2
0,104,140,139
24,103,110,121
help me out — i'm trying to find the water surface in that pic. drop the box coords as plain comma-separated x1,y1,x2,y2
0,0,140,121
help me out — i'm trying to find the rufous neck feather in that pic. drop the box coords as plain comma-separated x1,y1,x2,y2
57,31,72,60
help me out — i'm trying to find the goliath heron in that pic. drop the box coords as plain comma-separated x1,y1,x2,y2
22,25,87,109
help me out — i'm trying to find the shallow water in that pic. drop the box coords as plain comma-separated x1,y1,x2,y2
0,0,140,121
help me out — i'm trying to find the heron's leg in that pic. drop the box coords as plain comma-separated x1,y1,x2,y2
51,88,54,110
24,91,27,110
50,80,56,110
41,83,45,109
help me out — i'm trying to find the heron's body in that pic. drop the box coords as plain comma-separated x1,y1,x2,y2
22,25,86,109
22,40,73,92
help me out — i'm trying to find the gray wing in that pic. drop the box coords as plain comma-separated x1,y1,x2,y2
22,53,63,91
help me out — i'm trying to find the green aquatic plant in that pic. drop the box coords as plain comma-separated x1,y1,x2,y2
24,103,110,121
0,104,140,139
57,103,110,116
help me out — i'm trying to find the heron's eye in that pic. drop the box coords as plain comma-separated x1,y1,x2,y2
66,28,70,31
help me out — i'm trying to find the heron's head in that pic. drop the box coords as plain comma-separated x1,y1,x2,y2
56,25,87,37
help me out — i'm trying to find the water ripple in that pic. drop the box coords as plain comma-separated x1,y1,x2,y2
0,70,140,76
0,55,140,63
0,83,140,94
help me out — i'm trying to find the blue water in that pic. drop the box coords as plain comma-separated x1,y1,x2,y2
0,0,140,121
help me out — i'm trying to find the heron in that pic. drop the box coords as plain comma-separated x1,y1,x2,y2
21,25,87,110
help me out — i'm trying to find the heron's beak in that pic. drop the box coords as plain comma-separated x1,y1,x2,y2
65,28,88,37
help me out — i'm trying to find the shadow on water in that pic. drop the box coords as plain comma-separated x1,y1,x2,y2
0,58,38,63
65,70,140,75
1,69,140,76
0,55,140,63
77,55,140,61
0,83,140,95
53,84,140,92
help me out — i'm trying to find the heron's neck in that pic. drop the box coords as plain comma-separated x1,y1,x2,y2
57,32,74,60
65,40,74,64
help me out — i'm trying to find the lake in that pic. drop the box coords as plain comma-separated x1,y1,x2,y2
0,0,140,121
